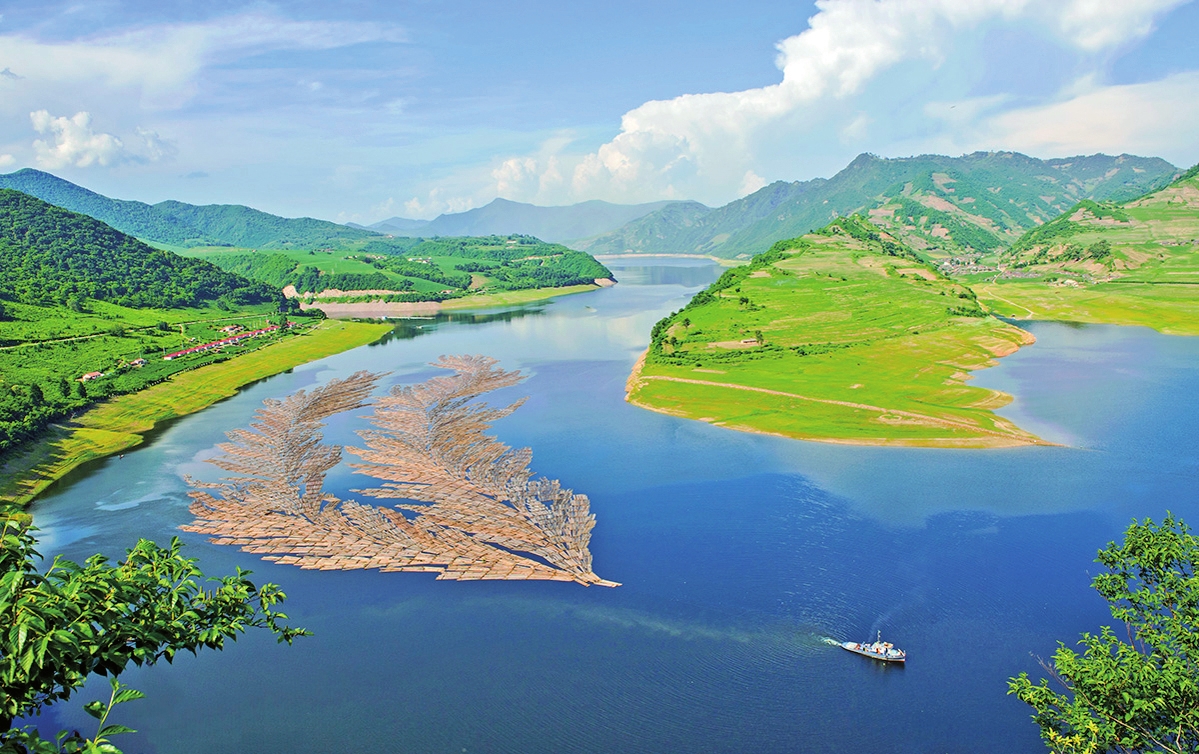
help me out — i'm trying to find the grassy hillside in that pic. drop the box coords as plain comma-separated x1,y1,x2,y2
975,166,1199,333
627,216,1044,447
0,169,376,249
579,152,1177,260
187,235,614,304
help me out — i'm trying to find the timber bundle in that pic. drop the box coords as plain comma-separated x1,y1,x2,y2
183,355,618,586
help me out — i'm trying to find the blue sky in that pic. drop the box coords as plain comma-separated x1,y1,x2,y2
1,0,1197,222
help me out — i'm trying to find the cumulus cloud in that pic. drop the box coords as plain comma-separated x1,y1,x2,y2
499,0,1190,205
31,111,125,168
0,154,14,167
30,110,176,168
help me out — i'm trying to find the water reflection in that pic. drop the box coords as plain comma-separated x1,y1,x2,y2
23,258,1199,754
601,255,723,287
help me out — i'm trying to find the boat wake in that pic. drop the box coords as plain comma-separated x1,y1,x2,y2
821,637,843,647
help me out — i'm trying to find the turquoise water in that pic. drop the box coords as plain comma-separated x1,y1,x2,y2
27,258,1199,753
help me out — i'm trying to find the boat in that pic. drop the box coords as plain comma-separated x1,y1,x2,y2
840,631,906,663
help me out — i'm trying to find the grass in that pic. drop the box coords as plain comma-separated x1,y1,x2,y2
629,233,1046,447
0,319,390,506
975,281,1199,335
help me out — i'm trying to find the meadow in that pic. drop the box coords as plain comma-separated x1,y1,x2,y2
629,225,1045,447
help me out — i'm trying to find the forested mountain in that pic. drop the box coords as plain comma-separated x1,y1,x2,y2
0,189,277,308
577,152,1178,259
0,169,376,249
392,197,688,243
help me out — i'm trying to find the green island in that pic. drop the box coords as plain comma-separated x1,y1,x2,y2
629,165,1199,446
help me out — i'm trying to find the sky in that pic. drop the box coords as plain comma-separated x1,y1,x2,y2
1,0,1197,223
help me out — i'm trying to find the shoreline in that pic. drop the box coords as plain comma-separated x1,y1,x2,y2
595,253,741,267
0,319,392,507
299,283,604,318
624,341,1053,450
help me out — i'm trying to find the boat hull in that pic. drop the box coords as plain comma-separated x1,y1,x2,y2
840,642,905,663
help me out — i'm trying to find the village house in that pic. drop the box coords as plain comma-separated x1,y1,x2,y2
130,358,146,367
80,371,103,382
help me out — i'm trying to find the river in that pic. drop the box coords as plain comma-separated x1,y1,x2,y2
28,257,1199,753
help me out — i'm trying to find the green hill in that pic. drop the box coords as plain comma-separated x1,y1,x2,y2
577,152,1177,259
627,215,1043,447
973,165,1199,333
0,189,277,309
0,169,376,249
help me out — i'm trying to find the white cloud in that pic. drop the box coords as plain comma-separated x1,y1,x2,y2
0,13,405,109
496,0,1191,206
29,111,177,168
135,127,176,162
402,189,476,219
1054,0,1189,51
975,71,1199,165
0,154,14,167
31,111,125,168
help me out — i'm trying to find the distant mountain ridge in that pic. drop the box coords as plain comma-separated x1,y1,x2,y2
360,197,695,243
577,152,1179,258
0,169,376,249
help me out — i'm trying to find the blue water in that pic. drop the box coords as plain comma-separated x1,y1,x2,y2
26,257,1199,753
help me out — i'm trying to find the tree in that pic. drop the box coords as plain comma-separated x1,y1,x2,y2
0,512,307,752
1009,514,1198,754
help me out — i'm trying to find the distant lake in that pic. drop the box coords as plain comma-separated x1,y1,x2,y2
29,257,1199,753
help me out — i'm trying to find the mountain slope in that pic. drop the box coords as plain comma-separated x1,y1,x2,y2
0,189,277,308
972,165,1199,334
579,152,1177,259
419,197,689,243
0,169,376,249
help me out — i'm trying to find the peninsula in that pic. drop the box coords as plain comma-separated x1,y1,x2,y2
627,216,1045,448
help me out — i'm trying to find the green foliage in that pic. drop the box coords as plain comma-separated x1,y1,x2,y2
0,191,277,309
1009,514,1199,754
0,513,306,749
